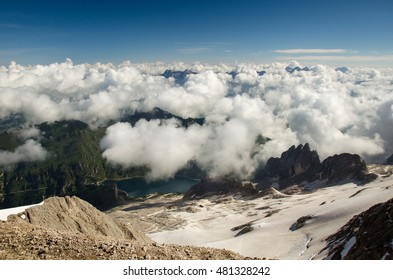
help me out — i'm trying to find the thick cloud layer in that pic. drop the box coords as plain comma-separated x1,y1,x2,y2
1,60,393,178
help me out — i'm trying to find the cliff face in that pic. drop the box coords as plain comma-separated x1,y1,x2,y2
321,197,393,260
264,143,320,180
263,143,377,187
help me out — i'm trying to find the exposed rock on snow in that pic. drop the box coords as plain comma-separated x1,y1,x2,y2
183,176,258,200
263,144,377,188
234,225,254,237
321,197,393,260
149,173,393,259
320,153,377,184
264,143,320,181
290,215,313,231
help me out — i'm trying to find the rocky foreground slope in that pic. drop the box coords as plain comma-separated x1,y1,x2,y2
0,196,252,260
320,197,393,260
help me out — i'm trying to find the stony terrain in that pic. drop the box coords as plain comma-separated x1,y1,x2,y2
321,197,393,260
0,221,250,260
7,196,149,242
0,196,253,260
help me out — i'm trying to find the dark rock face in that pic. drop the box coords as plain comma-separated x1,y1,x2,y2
227,71,237,79
264,143,320,181
183,177,258,200
285,66,310,73
263,144,376,187
289,215,313,231
121,107,204,128
319,153,376,184
234,226,254,237
231,221,255,237
321,197,393,260
336,67,349,73
279,143,320,179
162,69,197,85
226,70,265,79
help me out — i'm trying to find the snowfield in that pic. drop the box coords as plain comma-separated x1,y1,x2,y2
149,174,393,259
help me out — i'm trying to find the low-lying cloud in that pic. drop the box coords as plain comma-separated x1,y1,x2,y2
1,59,393,178
0,139,47,168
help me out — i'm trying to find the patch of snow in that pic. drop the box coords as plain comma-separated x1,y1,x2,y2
340,236,357,259
0,202,43,221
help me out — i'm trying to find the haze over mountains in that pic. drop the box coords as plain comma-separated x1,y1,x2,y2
1,61,392,180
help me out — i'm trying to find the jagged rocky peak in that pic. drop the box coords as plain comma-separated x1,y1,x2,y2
336,67,349,73
265,143,320,180
7,196,151,243
161,69,197,85
285,66,310,73
227,70,266,78
321,197,393,260
263,143,377,186
320,153,374,184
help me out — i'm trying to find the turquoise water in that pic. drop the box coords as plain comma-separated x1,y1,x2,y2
112,176,199,197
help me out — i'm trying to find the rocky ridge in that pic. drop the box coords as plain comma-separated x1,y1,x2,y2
320,197,393,260
183,177,258,200
264,143,377,188
0,196,252,260
7,196,149,243
184,144,378,199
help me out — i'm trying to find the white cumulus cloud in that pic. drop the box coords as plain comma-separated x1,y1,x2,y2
1,60,393,178
0,140,48,168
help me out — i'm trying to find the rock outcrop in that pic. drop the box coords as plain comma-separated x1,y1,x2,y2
263,143,377,187
7,196,150,243
285,66,310,73
321,197,393,260
162,69,197,85
265,143,320,181
319,153,376,184
183,177,258,200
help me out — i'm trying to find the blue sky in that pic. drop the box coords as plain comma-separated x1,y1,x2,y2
1,0,393,66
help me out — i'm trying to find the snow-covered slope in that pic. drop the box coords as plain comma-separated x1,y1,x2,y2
149,174,393,259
